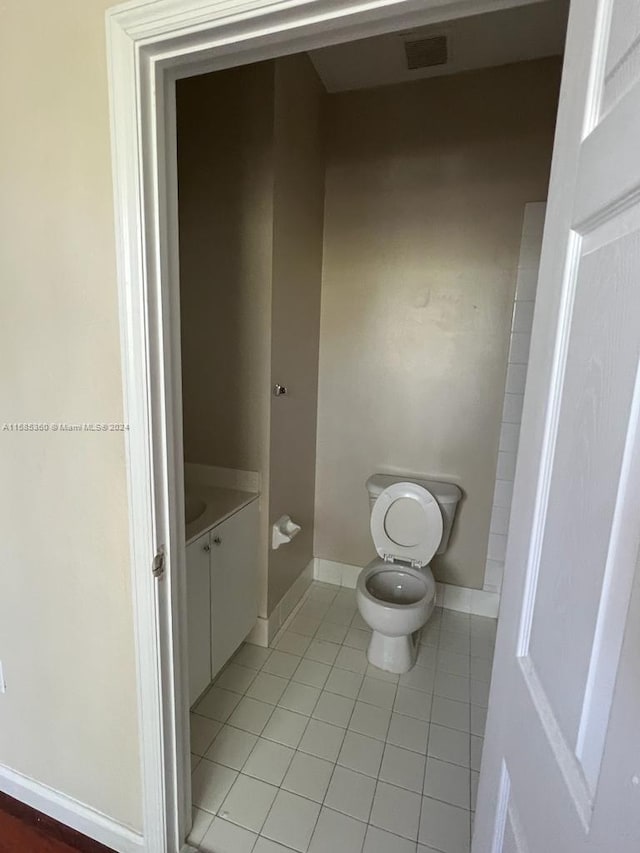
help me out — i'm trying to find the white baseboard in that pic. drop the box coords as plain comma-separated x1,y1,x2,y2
246,559,314,647
246,617,270,647
436,582,500,617
313,558,500,618
313,558,361,589
0,763,144,853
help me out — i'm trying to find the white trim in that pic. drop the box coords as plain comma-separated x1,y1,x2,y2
515,228,582,658
314,558,500,617
574,281,640,795
0,764,144,853
247,560,314,646
519,657,592,831
439,583,501,618
271,563,339,645
245,616,270,648
106,0,536,848
314,557,363,589
106,12,172,853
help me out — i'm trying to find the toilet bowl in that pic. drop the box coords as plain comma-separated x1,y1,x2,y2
357,560,436,673
356,475,461,674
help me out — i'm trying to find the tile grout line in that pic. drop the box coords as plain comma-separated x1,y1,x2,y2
198,589,335,849
196,606,320,835
238,593,386,848
197,662,484,749
221,585,352,851
249,586,342,837
469,626,474,841
419,609,443,851
292,586,368,852
359,641,404,852
191,587,494,851
198,643,481,757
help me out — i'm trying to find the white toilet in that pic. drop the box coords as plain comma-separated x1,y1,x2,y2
357,474,462,673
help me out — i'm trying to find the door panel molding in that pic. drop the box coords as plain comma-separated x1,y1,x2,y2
505,801,531,853
575,78,640,231
528,228,640,743
491,761,511,853
581,0,614,135
519,656,593,830
575,329,640,794
603,0,640,113
516,230,582,658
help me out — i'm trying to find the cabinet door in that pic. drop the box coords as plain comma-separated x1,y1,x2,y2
211,499,259,678
185,534,211,706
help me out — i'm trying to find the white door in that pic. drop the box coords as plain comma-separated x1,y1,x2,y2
474,1,640,851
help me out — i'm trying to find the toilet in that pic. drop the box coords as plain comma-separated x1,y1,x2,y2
357,474,462,674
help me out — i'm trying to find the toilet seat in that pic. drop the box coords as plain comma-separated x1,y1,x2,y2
370,482,443,567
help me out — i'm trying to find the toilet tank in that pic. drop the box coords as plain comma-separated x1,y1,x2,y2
366,473,462,555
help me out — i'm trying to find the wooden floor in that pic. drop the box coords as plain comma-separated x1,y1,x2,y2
0,794,114,853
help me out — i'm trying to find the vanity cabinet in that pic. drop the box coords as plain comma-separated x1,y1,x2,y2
186,535,212,705
186,497,259,705
210,498,259,678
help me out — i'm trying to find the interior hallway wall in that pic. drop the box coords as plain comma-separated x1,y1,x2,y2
0,0,141,831
314,58,561,590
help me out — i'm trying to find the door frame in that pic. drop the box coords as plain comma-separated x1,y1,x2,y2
105,0,562,850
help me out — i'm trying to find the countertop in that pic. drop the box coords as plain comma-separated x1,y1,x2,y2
185,484,259,545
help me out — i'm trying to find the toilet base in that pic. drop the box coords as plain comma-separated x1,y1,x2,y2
367,629,420,674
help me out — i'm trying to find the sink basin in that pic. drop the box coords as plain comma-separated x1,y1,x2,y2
185,495,206,525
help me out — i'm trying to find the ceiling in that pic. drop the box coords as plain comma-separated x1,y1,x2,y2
308,0,569,93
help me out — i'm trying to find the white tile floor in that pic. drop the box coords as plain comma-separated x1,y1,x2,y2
189,582,496,853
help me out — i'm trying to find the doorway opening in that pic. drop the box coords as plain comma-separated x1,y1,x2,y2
104,0,581,850
173,4,567,850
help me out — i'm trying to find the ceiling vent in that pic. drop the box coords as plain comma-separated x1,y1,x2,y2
403,35,448,70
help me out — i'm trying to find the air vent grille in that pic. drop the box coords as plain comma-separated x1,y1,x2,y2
404,35,448,70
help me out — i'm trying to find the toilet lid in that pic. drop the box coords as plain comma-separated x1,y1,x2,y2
370,482,443,567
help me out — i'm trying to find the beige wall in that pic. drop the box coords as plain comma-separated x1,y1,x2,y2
178,63,275,615
268,55,325,611
178,56,324,615
0,0,141,830
314,58,561,589
178,64,275,475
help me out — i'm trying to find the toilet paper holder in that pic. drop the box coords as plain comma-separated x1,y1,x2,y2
272,515,301,549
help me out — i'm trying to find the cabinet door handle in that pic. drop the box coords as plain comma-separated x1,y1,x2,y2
213,536,222,546
203,543,210,552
